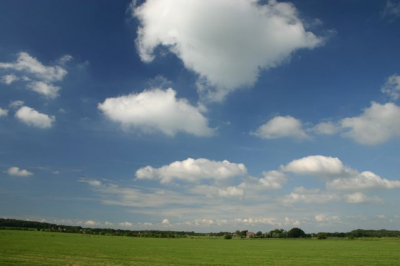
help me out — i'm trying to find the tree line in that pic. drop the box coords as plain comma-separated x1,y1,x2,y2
1,218,399,239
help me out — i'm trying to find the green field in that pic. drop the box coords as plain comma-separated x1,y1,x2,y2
0,230,399,265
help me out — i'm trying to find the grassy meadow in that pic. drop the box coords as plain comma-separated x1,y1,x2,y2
0,230,399,265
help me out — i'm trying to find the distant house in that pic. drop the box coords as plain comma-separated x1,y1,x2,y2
246,231,255,238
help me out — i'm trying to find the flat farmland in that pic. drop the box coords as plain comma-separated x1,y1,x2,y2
0,230,399,265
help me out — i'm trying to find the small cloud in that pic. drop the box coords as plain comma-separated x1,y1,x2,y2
9,100,24,108
381,1,400,21
345,192,384,204
0,107,8,117
252,116,309,140
312,122,340,135
1,74,19,85
98,88,214,137
162,219,170,225
85,220,99,226
119,222,133,227
7,166,33,177
15,106,55,129
59,54,73,65
381,74,400,101
79,178,102,187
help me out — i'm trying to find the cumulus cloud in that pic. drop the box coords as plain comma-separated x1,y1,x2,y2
282,187,340,204
0,107,8,117
162,219,170,225
312,122,340,135
345,192,384,204
135,157,247,183
132,0,323,101
0,52,67,82
98,88,213,137
381,75,400,100
327,171,400,191
218,186,244,198
27,81,60,99
0,52,69,99
259,170,287,189
340,102,400,145
15,106,55,129
252,116,309,140
7,166,33,177
1,74,19,85
281,155,353,178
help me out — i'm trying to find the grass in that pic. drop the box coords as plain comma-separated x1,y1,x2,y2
0,230,399,265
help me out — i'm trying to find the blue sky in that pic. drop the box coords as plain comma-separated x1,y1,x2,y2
1,0,400,233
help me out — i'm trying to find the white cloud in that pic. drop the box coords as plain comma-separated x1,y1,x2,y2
79,178,102,187
281,155,353,178
27,81,60,99
340,102,400,145
59,54,73,65
259,170,287,189
119,222,133,227
0,107,8,117
135,157,247,183
162,219,170,225
85,220,99,226
315,214,341,224
132,0,323,101
252,116,309,140
1,74,19,85
98,88,214,137
327,171,400,191
345,192,384,204
312,122,340,135
282,187,340,204
9,101,24,108
218,186,244,198
7,167,33,177
381,75,400,101
0,52,67,82
381,0,400,20
15,106,55,129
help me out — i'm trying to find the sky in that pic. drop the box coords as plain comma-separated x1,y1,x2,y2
0,0,400,233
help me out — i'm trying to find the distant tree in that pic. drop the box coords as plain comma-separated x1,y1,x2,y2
224,233,232,239
240,230,248,238
256,231,263,238
287,228,306,238
317,232,327,239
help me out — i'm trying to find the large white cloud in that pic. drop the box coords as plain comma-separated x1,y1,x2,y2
7,166,33,177
15,106,55,129
340,102,400,145
327,171,400,191
132,0,323,101
281,155,353,178
0,52,67,82
135,157,247,183
252,116,309,140
98,88,214,137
